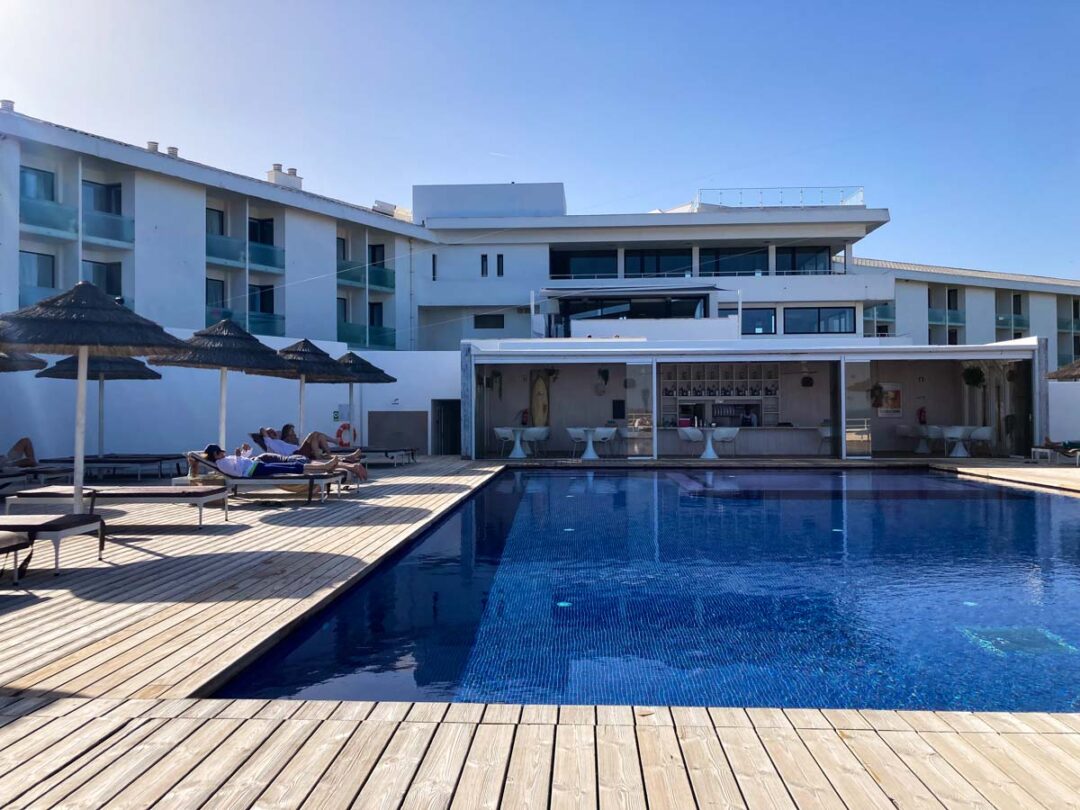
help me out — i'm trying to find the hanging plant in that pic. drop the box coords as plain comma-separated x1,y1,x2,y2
962,366,986,388
869,382,885,408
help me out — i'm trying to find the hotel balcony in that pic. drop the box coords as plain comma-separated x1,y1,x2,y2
995,313,1029,330
337,320,395,350
83,210,134,245
928,307,965,326
206,306,234,327
206,234,246,268
864,303,895,322
249,311,285,337
336,260,396,291
18,285,59,308
1058,316,1080,331
19,197,78,239
248,242,285,273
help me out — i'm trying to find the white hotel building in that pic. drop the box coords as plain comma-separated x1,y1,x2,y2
0,101,1074,458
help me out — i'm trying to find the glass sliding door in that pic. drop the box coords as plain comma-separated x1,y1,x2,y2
624,361,655,458
843,360,873,458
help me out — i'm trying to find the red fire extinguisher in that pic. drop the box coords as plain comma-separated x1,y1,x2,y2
917,407,927,425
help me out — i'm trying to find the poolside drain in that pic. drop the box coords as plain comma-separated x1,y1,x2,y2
961,627,1078,657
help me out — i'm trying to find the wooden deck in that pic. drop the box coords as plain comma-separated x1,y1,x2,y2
2,456,1080,807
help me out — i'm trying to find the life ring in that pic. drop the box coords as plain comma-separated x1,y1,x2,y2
336,422,357,447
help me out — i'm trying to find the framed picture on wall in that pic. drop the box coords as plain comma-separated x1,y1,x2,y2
878,383,902,417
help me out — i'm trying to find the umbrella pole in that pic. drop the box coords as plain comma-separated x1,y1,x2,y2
299,374,306,435
98,375,105,458
348,384,355,446
219,367,228,449
74,346,88,514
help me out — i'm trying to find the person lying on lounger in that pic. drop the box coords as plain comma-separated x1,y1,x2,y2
1038,437,1080,457
260,425,367,480
194,444,341,478
0,437,38,468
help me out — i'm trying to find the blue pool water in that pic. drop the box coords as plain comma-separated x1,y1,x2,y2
220,469,1080,710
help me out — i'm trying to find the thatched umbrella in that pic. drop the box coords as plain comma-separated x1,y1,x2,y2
1048,362,1080,381
147,319,294,448
337,352,396,447
0,352,46,373
0,282,187,512
276,339,361,435
38,356,161,457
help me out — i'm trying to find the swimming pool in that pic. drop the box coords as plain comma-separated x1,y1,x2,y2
220,468,1080,711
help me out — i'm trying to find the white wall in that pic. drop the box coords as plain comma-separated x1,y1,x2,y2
1049,381,1080,441
964,287,997,345
283,208,337,340
0,342,461,460
131,172,205,330
894,280,929,342
0,136,20,312
417,307,531,350
1029,292,1058,366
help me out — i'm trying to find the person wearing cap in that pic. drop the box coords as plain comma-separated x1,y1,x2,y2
194,443,340,478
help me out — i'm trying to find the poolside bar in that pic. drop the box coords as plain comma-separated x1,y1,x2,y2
461,336,1048,460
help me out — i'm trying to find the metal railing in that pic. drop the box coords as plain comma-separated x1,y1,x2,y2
20,197,77,234
695,186,864,208
83,210,134,243
248,311,285,337
206,234,246,264
248,241,285,270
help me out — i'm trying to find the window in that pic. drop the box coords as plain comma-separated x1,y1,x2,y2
946,288,959,311
783,306,855,334
82,181,121,214
1012,293,1023,316
248,284,274,314
337,297,348,322
875,323,891,337
205,278,226,309
481,254,488,277
497,254,504,277
369,301,384,327
716,307,777,335
19,251,55,289
20,167,55,201
1073,299,1080,320
205,208,225,236
368,243,386,269
549,249,617,279
83,260,122,297
775,246,831,275
432,254,437,281
336,237,348,262
624,249,692,278
1013,331,1023,340
699,247,768,277
248,217,274,246
473,313,505,329
947,328,959,345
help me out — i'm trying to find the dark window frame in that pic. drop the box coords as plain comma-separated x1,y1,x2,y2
783,306,856,335
20,166,56,201
480,254,488,278
473,313,505,330
432,254,437,281
699,247,768,277
624,248,693,278
336,296,348,322
248,283,275,314
336,237,348,262
549,249,618,280
248,217,274,246
496,253,504,277
82,180,122,214
368,301,384,327
205,208,225,236
368,243,386,269
83,259,123,297
206,277,227,309
716,306,777,335
19,250,56,288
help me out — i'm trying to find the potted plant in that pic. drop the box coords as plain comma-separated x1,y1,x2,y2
962,366,986,388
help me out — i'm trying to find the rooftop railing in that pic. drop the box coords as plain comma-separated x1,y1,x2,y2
694,186,864,209
20,197,78,235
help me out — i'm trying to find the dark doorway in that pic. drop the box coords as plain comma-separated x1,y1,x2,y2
432,399,462,456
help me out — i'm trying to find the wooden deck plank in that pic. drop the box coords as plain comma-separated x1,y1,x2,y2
796,728,895,809
636,725,697,809
351,721,438,810
448,721,514,809
675,724,745,810
501,722,555,810
957,730,1080,808
836,729,945,809
300,720,398,810
876,730,992,810
551,722,598,810
400,721,475,810
756,726,844,809
252,719,359,810
919,731,1043,809
714,726,796,810
596,724,646,810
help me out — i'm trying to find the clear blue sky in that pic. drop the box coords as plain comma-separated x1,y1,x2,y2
2,0,1077,276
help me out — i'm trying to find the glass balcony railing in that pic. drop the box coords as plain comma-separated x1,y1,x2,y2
206,306,233,327
248,241,285,271
337,320,395,349
83,210,134,243
19,285,59,308
864,303,895,322
335,261,396,289
996,312,1029,330
928,308,947,326
1058,352,1075,368
248,311,285,337
1058,316,1080,331
206,234,246,265
19,197,78,235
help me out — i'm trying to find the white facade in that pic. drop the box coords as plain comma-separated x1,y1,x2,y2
2,102,1080,451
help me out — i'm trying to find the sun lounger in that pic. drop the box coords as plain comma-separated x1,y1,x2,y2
360,447,418,466
40,454,186,480
0,514,106,580
9,484,229,527
185,453,347,504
